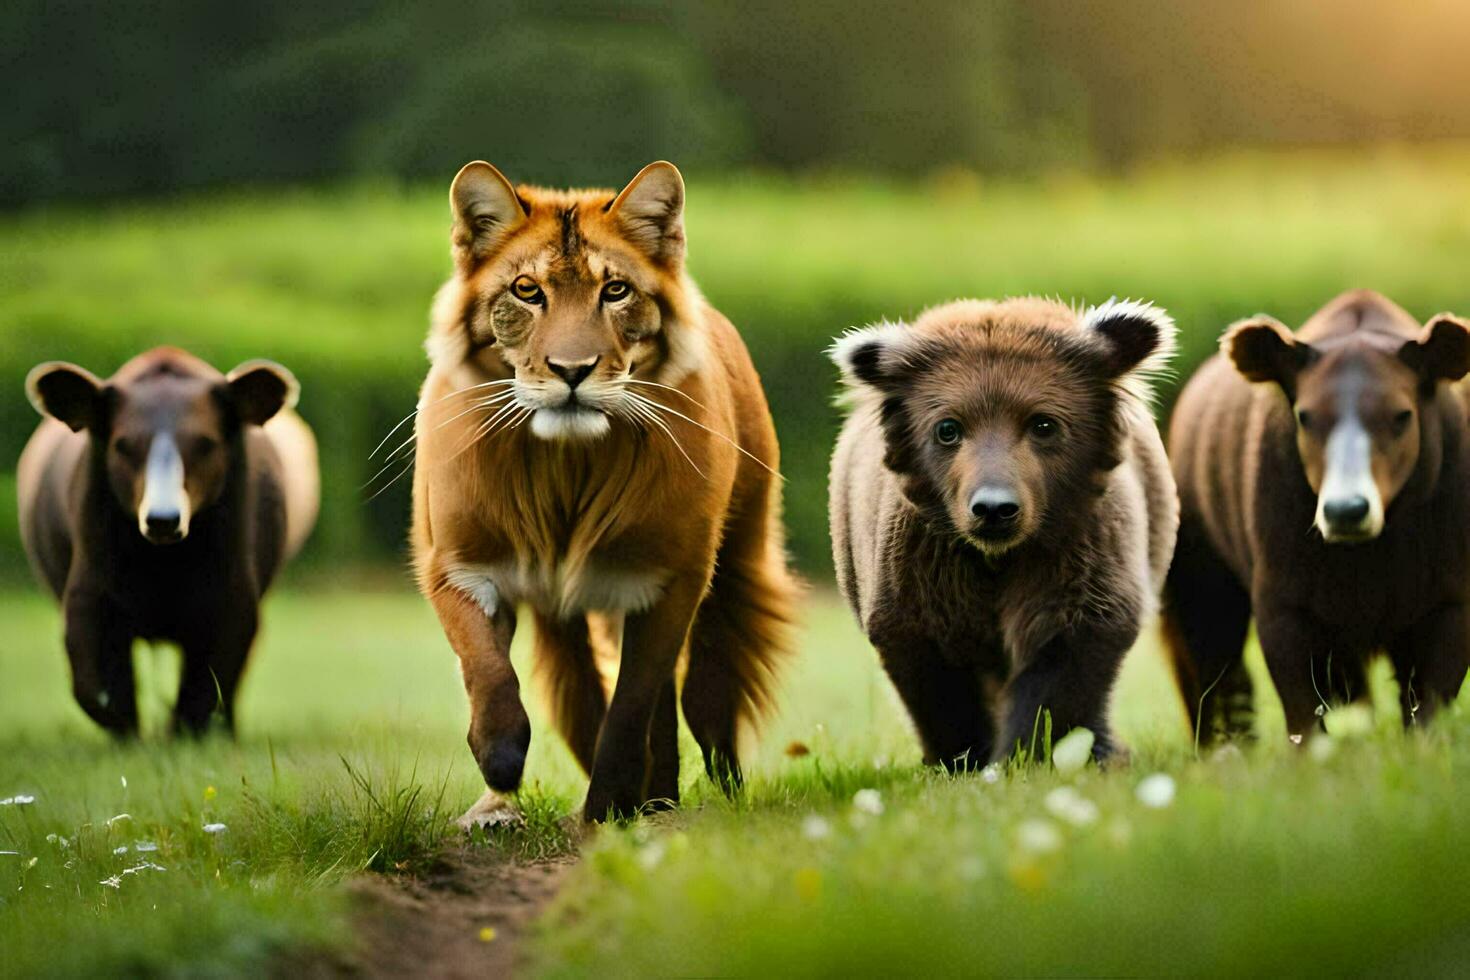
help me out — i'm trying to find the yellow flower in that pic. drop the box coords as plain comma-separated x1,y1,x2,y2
1008,857,1050,893
203,786,217,802
794,866,822,902
479,926,497,943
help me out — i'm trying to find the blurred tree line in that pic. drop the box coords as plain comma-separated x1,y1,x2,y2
6,0,1470,206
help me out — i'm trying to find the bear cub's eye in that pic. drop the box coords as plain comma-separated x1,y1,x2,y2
511,276,544,304
1028,414,1060,440
1296,408,1313,429
1392,409,1413,435
934,419,962,446
601,280,631,303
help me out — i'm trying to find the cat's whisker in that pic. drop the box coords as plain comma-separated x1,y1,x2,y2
364,449,416,502
369,407,420,460
626,392,779,478
626,397,706,479
436,378,517,404
623,378,706,410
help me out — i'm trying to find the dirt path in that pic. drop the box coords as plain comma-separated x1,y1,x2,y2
294,848,576,979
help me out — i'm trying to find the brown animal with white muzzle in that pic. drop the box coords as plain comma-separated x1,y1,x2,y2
18,347,318,735
1165,290,1470,743
410,160,798,823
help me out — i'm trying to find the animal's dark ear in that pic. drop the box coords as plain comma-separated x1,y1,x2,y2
1082,299,1177,380
450,161,527,274
26,362,103,432
226,360,299,426
609,161,685,265
1400,314,1470,384
829,322,911,392
1223,315,1314,394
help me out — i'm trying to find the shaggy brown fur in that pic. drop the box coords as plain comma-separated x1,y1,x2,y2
411,160,797,821
1165,290,1470,742
17,347,318,734
829,298,1178,765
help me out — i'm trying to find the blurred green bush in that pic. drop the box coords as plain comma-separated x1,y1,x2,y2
8,1,1470,205
4,148,1470,582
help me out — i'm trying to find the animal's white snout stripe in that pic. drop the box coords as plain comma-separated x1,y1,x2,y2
1315,421,1383,540
137,433,191,539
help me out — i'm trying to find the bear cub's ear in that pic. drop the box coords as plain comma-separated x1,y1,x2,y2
1082,298,1177,381
829,321,912,392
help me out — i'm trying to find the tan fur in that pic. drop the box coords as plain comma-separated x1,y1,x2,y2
411,161,798,818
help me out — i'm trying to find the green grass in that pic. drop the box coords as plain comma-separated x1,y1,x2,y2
6,143,1470,575
3,586,1468,976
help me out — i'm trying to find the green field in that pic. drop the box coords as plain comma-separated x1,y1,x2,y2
3,587,1467,976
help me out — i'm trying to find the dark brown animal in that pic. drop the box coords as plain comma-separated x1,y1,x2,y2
18,347,318,735
1165,290,1470,743
829,298,1178,766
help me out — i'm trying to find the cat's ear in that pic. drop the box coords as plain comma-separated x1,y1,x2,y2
609,161,685,265
450,161,527,273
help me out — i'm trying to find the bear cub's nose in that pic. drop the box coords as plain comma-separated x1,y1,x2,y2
970,486,1021,526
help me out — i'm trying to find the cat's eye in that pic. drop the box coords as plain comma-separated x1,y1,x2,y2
601,280,631,303
511,276,544,304
934,419,962,446
1028,415,1060,440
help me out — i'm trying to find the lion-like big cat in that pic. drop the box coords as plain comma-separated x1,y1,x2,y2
411,159,798,822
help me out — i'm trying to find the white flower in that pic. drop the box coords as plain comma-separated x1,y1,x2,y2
636,840,666,871
851,788,884,816
134,841,159,853
0,794,36,806
1135,773,1177,809
1015,819,1063,854
1044,786,1099,827
202,823,228,834
113,846,129,856
1050,728,1095,776
980,764,1003,785
802,815,832,841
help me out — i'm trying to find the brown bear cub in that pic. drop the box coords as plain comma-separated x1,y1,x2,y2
829,298,1179,766
18,348,319,736
1165,290,1470,743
